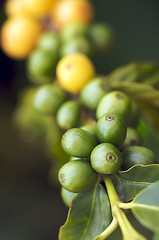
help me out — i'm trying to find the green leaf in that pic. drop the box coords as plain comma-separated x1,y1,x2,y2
131,180,159,232
113,164,159,202
110,81,159,107
138,118,159,158
138,102,159,132
107,62,159,89
59,184,111,240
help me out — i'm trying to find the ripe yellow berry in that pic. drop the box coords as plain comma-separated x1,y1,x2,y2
5,0,55,18
1,16,41,59
50,0,94,30
5,0,25,16
56,53,95,93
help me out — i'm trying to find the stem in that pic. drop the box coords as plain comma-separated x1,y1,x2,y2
116,207,146,240
104,176,147,240
118,201,133,209
104,176,120,208
94,217,118,240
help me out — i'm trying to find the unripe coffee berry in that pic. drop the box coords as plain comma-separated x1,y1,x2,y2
61,23,88,42
88,23,114,53
80,77,109,109
96,113,127,147
33,84,66,114
62,128,97,158
96,91,132,120
61,187,78,207
58,160,98,193
60,37,93,57
120,127,142,150
91,143,122,174
127,101,140,128
57,100,80,129
37,31,59,52
28,48,57,78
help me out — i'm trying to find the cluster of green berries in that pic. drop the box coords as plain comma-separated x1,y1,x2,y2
14,36,157,209
14,66,157,209
15,76,156,167
57,87,157,207
27,22,114,84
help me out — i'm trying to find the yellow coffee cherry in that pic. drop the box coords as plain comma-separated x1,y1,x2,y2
5,0,25,16
50,0,94,30
5,0,54,18
1,16,41,59
56,53,95,93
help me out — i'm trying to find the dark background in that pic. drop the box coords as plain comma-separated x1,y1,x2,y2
0,1,159,239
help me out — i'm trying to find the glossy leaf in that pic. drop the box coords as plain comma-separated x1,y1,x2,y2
139,102,159,132
113,164,159,201
110,81,159,107
138,118,159,158
131,181,159,231
59,184,111,240
107,62,159,89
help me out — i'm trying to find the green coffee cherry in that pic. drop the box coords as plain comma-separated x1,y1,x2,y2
60,37,92,57
28,48,57,78
58,160,98,193
57,100,80,130
127,101,140,127
89,23,114,53
37,31,59,52
14,87,47,141
61,23,88,42
62,128,97,158
61,187,78,207
33,84,66,114
91,143,122,174
18,87,36,108
81,124,96,137
80,77,109,109
96,113,127,147
28,73,52,84
120,127,142,150
14,105,47,142
122,146,157,170
96,91,132,120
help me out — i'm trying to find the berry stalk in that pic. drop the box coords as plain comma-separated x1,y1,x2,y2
104,176,147,240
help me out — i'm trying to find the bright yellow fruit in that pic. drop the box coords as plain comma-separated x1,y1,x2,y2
50,0,94,30
56,53,95,93
1,16,41,59
5,0,54,18
5,0,25,16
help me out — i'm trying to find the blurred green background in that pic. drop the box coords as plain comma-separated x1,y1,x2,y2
0,0,159,239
